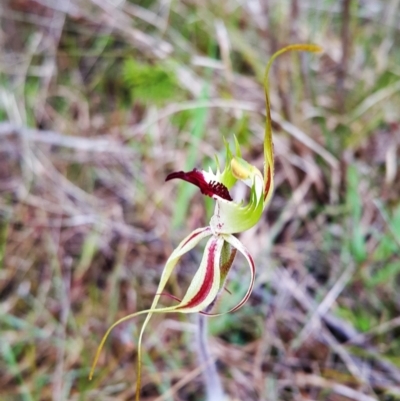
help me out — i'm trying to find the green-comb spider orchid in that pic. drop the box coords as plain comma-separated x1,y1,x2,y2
90,44,322,400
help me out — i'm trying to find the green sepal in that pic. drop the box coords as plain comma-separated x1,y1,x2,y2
211,173,264,234
219,241,237,288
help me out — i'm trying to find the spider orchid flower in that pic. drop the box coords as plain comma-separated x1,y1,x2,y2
90,44,322,400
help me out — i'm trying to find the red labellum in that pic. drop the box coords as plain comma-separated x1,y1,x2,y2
166,169,232,201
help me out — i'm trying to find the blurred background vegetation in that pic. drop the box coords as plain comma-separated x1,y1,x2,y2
1,0,400,400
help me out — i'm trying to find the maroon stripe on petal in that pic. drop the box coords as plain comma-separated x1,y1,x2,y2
264,166,272,201
204,243,255,316
181,228,209,248
166,169,232,201
229,252,255,313
178,238,217,310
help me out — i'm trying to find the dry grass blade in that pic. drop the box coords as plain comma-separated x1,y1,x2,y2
293,373,378,401
293,262,355,348
0,122,131,153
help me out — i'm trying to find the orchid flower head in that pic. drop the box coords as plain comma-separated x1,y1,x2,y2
90,43,322,401
166,138,265,235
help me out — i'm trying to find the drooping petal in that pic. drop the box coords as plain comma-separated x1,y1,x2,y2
205,234,255,316
177,235,224,311
222,234,255,312
90,226,212,401
143,226,213,317
132,234,223,401
166,169,233,201
134,226,213,400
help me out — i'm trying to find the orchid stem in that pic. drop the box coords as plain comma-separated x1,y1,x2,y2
196,312,225,401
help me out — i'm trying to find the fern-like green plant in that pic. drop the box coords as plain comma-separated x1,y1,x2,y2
122,59,180,105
